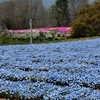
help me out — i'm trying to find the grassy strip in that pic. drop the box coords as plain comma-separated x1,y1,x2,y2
0,31,100,45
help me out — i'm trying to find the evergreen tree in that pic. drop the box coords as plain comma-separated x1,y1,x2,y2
55,0,70,26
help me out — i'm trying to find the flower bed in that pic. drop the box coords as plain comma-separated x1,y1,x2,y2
12,27,72,34
0,30,68,45
0,38,100,99
11,31,68,41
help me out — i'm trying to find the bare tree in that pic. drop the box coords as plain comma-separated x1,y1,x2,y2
69,0,89,21
0,0,48,29
14,0,35,29
48,5,59,27
32,0,48,27
0,1,16,29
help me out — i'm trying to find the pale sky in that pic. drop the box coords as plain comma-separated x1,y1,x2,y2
43,0,95,8
0,0,95,8
42,0,56,8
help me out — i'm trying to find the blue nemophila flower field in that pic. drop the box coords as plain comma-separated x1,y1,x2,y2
0,38,100,99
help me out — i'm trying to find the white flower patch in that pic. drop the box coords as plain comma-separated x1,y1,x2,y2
32,32,40,39
45,33,53,39
12,33,28,39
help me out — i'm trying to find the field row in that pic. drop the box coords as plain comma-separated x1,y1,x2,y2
0,39,100,99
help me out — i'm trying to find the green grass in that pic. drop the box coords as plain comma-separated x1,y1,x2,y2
42,36,100,44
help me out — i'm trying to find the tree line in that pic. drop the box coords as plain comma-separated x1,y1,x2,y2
0,0,89,30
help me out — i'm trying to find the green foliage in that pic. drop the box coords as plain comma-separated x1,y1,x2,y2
0,31,68,45
54,0,70,26
85,25,96,37
0,90,10,98
2,18,13,30
71,1,100,38
0,90,44,100
55,0,69,11
0,31,29,45
0,32,10,45
38,32,45,42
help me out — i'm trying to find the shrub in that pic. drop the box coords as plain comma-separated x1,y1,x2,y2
38,32,45,42
0,30,68,45
32,32,40,40
45,32,53,41
0,31,11,45
0,90,10,98
13,33,27,40
71,1,100,38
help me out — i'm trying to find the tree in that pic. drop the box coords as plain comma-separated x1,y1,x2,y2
48,5,59,27
32,0,48,28
69,0,89,21
0,1,16,29
53,0,70,26
71,1,100,38
0,0,47,29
